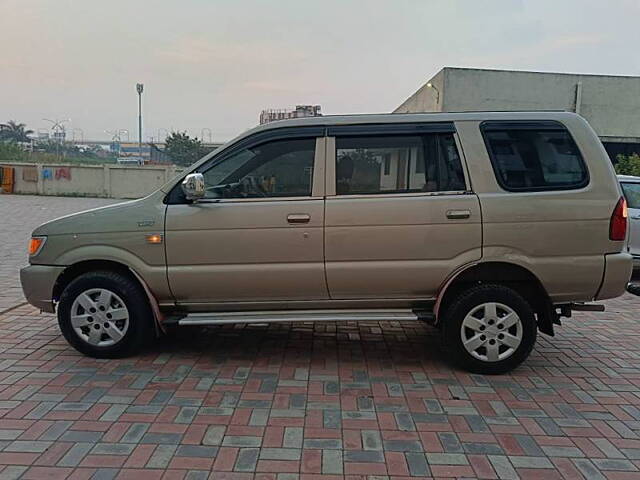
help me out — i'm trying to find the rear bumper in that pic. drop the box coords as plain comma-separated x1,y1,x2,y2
20,265,65,313
633,255,640,270
595,253,633,300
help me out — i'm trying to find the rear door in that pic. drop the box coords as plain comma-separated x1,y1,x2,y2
323,122,482,299
621,180,640,258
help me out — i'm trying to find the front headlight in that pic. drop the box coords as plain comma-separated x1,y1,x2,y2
28,236,47,256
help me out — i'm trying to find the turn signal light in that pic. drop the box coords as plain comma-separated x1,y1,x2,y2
145,234,163,244
28,236,46,256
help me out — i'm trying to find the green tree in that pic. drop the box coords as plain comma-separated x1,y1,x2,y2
0,141,27,161
164,131,206,166
0,120,34,142
615,153,640,177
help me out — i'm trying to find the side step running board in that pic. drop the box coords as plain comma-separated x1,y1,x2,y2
569,303,605,312
177,309,420,326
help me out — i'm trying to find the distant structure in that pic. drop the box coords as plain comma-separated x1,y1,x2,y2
395,67,640,160
260,105,322,124
118,142,152,161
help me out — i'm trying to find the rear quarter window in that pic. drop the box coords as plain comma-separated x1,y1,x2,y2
481,121,589,192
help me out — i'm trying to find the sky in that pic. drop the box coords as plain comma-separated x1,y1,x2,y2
2,0,640,142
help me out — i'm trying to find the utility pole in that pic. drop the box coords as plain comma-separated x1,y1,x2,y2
136,83,144,162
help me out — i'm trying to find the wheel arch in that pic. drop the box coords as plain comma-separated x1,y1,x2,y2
52,259,165,335
435,261,557,336
53,259,135,302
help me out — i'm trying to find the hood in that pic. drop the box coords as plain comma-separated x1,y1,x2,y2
32,191,165,236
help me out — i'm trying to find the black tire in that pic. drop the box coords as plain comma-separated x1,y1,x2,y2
58,270,154,358
441,284,537,375
627,282,640,296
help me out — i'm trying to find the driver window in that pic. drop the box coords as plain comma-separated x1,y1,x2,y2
201,138,316,199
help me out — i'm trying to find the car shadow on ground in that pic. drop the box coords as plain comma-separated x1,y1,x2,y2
150,320,455,372
137,293,639,378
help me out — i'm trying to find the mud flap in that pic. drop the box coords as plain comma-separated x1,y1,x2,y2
536,303,557,337
129,268,166,336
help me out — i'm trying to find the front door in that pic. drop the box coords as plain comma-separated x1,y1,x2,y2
323,123,482,299
621,180,640,258
165,133,328,306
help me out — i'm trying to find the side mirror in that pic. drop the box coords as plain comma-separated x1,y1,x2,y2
181,173,205,201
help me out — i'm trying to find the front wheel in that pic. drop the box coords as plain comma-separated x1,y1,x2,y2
441,284,537,374
58,270,154,358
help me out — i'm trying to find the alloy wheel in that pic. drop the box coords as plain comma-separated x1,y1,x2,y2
460,302,523,362
70,288,130,347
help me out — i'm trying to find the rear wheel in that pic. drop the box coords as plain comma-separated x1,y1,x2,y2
58,270,153,358
441,284,537,374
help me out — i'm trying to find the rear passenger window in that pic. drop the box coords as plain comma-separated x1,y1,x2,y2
482,122,588,191
335,133,466,195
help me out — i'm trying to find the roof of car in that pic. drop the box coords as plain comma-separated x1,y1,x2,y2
248,110,581,133
168,110,588,189
618,174,640,182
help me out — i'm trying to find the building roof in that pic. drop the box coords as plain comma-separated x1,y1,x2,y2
438,66,640,80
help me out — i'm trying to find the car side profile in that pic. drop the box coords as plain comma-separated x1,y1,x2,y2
21,111,632,374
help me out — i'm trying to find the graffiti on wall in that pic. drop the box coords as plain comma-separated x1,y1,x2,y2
42,167,72,180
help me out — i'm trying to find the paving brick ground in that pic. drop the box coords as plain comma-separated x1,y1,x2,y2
1,194,640,479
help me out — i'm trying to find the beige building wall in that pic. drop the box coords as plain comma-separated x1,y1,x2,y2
395,69,445,114
394,67,640,143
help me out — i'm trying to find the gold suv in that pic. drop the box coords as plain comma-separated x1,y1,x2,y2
21,112,632,374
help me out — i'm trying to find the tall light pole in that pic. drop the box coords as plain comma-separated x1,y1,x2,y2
136,83,144,161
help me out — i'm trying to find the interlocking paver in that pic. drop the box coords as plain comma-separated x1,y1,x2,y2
145,444,176,469
0,194,640,478
57,443,93,467
234,447,259,472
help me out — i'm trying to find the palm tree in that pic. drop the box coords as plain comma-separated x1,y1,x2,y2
0,120,34,142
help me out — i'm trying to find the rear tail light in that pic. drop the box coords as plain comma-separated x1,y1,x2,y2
609,197,628,241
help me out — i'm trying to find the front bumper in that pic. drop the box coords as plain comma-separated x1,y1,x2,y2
20,265,65,313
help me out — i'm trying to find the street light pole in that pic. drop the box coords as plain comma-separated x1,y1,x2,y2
136,83,144,162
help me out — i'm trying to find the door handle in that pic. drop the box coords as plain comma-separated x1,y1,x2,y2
446,209,471,220
287,214,310,224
